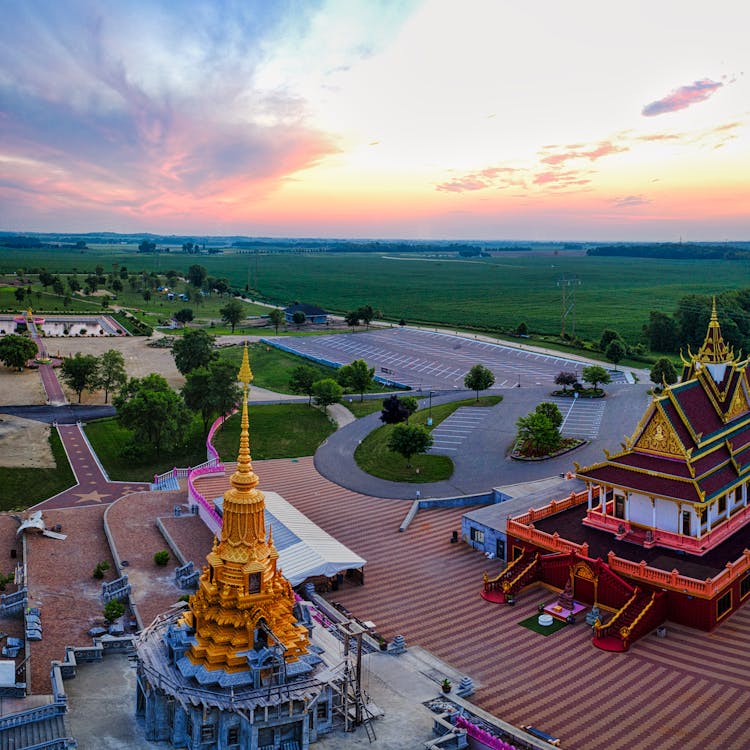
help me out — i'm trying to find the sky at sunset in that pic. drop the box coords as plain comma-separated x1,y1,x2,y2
1,0,748,240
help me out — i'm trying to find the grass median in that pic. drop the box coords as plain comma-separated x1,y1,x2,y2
354,395,502,483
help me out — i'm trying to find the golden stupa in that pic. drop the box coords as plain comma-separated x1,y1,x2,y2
182,344,309,672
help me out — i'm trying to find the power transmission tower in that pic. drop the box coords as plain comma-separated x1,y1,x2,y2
557,275,581,338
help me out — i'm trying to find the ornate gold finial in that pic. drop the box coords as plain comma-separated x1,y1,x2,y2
238,341,253,387
695,297,733,365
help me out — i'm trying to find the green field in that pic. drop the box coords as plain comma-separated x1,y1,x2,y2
3,246,750,343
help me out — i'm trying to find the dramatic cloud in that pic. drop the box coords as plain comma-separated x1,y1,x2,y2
611,195,651,208
435,167,524,193
642,79,723,117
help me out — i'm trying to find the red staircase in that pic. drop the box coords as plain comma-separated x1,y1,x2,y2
592,587,666,652
481,551,541,603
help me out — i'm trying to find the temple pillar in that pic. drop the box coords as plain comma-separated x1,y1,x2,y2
587,485,593,511
600,486,606,516
625,493,630,522
651,498,656,529
743,482,748,506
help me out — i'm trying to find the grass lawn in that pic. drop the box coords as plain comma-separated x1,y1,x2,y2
344,399,385,418
219,343,391,397
84,417,209,481
354,395,502,483
211,403,336,460
0,429,75,510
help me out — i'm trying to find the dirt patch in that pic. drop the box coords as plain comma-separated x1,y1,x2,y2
0,415,54,468
0,367,46,406
49,334,184,405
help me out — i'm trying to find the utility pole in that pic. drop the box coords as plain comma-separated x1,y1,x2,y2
557,274,581,338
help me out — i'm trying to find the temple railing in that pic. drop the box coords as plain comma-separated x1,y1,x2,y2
510,489,592,525
206,408,238,462
509,505,750,599
187,464,223,536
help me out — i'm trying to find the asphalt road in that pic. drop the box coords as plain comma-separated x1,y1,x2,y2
314,383,651,499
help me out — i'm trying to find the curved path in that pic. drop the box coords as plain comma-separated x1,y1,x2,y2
314,383,651,498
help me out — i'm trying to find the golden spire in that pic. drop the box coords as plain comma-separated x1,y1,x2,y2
183,344,309,673
695,297,734,364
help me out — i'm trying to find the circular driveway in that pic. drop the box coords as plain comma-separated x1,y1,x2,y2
314,382,651,498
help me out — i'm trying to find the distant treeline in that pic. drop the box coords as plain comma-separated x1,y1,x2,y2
588,243,750,260
0,235,87,250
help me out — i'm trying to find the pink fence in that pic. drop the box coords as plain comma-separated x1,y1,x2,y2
453,715,519,750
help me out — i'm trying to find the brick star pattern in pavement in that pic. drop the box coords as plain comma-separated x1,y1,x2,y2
37,424,148,510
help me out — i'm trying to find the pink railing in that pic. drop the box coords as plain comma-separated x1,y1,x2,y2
509,510,750,599
206,408,238,462
452,716,519,750
187,464,224,535
511,489,592,525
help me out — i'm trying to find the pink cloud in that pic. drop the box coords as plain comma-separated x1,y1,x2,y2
642,79,723,117
540,140,628,166
435,166,524,193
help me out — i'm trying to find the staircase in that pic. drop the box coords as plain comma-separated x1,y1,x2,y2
481,551,541,603
592,588,666,652
0,711,73,749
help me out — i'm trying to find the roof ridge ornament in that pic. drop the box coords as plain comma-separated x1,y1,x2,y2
695,297,734,365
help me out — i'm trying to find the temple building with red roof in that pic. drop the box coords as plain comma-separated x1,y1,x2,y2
485,301,750,650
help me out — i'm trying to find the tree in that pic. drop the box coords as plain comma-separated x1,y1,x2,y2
52,276,65,296
172,329,217,375
535,402,563,430
220,299,245,333
182,367,217,433
174,308,194,326
554,371,578,393
115,373,190,455
380,395,409,424
96,349,127,404
312,378,343,411
464,364,495,401
605,338,627,370
209,359,242,422
650,357,678,388
138,239,156,253
213,278,231,296
61,353,99,402
674,294,711,350
388,423,433,467
515,321,529,336
38,270,54,289
289,365,317,405
401,396,419,422
0,334,37,371
358,305,375,328
13,287,25,303
292,310,306,327
345,310,360,328
599,329,622,352
268,308,284,334
187,264,208,288
338,359,374,401
515,411,561,456
581,365,611,394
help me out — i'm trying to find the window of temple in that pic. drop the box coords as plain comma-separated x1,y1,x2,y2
470,527,484,544
249,573,261,594
717,591,732,620
228,725,240,744
317,700,328,720
512,545,523,560
718,495,727,515
741,575,750,601
200,724,216,742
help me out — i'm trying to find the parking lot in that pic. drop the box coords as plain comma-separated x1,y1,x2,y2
549,396,607,439
265,328,587,391
427,407,493,454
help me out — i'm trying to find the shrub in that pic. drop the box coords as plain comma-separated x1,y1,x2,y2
154,550,170,566
103,600,125,623
92,561,110,580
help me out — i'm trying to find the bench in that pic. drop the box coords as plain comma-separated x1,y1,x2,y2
521,725,561,746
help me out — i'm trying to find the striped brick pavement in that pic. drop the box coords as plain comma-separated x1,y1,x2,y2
191,456,750,750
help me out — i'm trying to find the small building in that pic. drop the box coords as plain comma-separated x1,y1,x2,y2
284,304,327,325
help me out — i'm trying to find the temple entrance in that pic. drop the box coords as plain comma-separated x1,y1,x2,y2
682,511,691,536
570,561,598,605
614,495,625,519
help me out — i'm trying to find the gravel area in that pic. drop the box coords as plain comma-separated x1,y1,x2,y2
24,505,112,695
0,368,45,406
104,491,188,627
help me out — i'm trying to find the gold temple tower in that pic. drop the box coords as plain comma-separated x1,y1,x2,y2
182,345,309,672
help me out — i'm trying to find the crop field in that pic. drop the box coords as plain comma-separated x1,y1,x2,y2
3,246,750,342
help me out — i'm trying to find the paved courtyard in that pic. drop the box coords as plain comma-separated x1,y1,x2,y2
266,328,589,390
